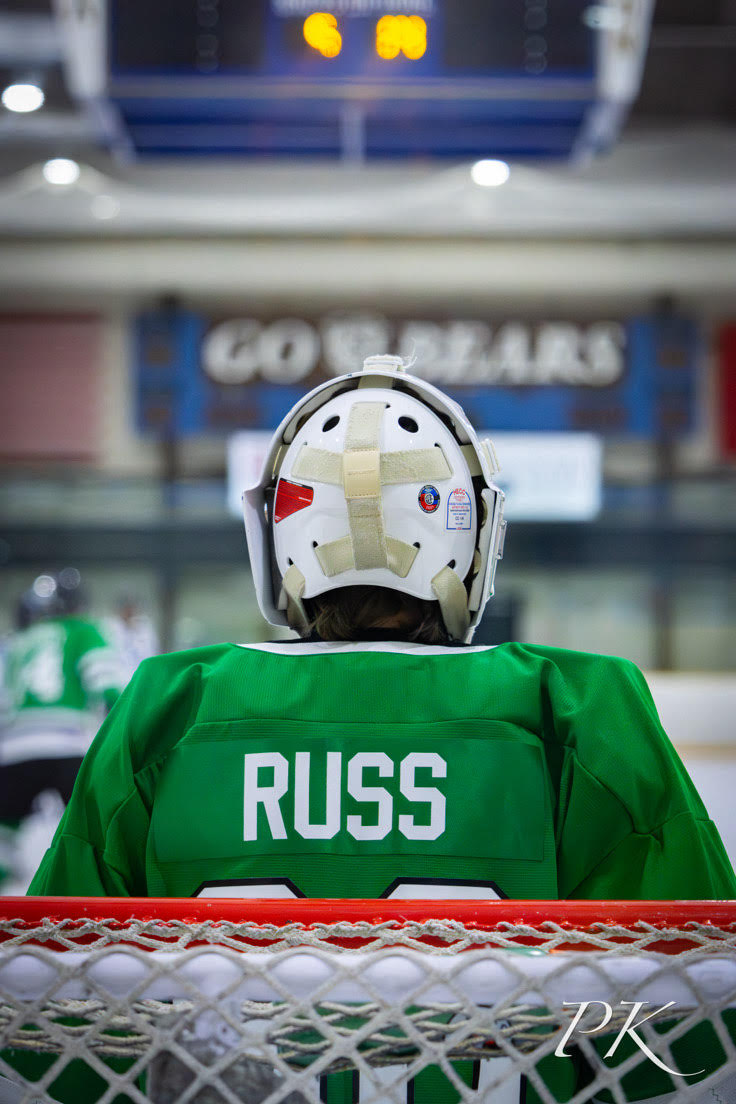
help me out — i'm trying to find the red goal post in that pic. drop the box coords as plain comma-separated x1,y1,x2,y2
5,895,736,945
0,897,735,1104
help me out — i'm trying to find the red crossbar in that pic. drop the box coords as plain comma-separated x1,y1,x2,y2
5,897,736,931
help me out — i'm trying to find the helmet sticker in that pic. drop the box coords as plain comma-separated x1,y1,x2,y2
418,485,440,513
274,479,314,523
446,488,472,530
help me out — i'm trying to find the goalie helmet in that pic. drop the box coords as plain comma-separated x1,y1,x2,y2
243,355,506,642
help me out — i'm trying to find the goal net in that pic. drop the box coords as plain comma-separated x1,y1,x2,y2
0,897,735,1104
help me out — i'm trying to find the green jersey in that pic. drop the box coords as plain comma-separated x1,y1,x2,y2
30,638,735,900
1,617,125,768
24,639,736,1104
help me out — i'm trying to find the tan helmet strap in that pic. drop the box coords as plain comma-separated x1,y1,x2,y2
342,402,388,571
278,563,310,634
291,446,342,485
292,444,450,486
461,443,483,477
431,565,471,641
379,448,450,483
315,535,418,579
359,374,395,389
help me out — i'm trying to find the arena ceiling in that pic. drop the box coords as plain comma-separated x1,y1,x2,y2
0,1,735,237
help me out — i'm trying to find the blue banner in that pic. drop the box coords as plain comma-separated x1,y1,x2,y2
134,311,699,439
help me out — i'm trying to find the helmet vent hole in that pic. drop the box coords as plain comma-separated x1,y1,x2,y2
399,416,418,433
312,541,318,548
413,542,421,549
322,415,340,432
448,559,456,569
287,558,293,566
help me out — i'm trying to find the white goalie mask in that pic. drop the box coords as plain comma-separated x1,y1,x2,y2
243,355,506,642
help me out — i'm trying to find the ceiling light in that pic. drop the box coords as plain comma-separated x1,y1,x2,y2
2,82,45,114
470,159,510,188
42,158,81,186
32,575,56,598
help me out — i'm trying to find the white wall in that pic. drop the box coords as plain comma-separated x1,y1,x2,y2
648,674,736,876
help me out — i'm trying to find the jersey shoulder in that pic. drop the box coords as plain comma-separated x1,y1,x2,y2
508,640,659,718
499,639,639,669
125,642,251,709
129,641,241,688
497,640,647,693
505,643,695,826
96,643,242,770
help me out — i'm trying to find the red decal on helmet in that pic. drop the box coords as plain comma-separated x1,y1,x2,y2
274,479,314,523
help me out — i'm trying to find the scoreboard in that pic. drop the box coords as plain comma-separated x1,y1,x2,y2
110,1,593,80
88,0,651,160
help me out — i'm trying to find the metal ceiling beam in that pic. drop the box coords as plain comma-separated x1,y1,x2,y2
0,109,97,142
0,14,61,67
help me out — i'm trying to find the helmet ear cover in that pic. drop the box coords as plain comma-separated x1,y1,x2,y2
243,360,505,643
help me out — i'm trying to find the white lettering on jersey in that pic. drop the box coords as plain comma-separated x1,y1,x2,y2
242,752,449,843
397,753,446,841
243,752,288,841
346,752,393,841
294,751,341,839
13,623,65,705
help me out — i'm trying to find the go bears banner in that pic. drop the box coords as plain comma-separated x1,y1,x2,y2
134,309,699,438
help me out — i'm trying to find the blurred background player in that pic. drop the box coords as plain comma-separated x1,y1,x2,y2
27,356,736,1103
101,591,161,684
0,568,125,893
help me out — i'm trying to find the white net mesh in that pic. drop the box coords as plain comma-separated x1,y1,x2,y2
0,899,735,1104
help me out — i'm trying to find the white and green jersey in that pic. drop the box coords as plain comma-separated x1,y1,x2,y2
0,616,125,766
27,638,736,1104
32,637,734,902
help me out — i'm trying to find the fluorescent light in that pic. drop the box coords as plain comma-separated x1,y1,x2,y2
42,158,81,186
32,575,56,598
2,82,45,114
470,159,510,188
